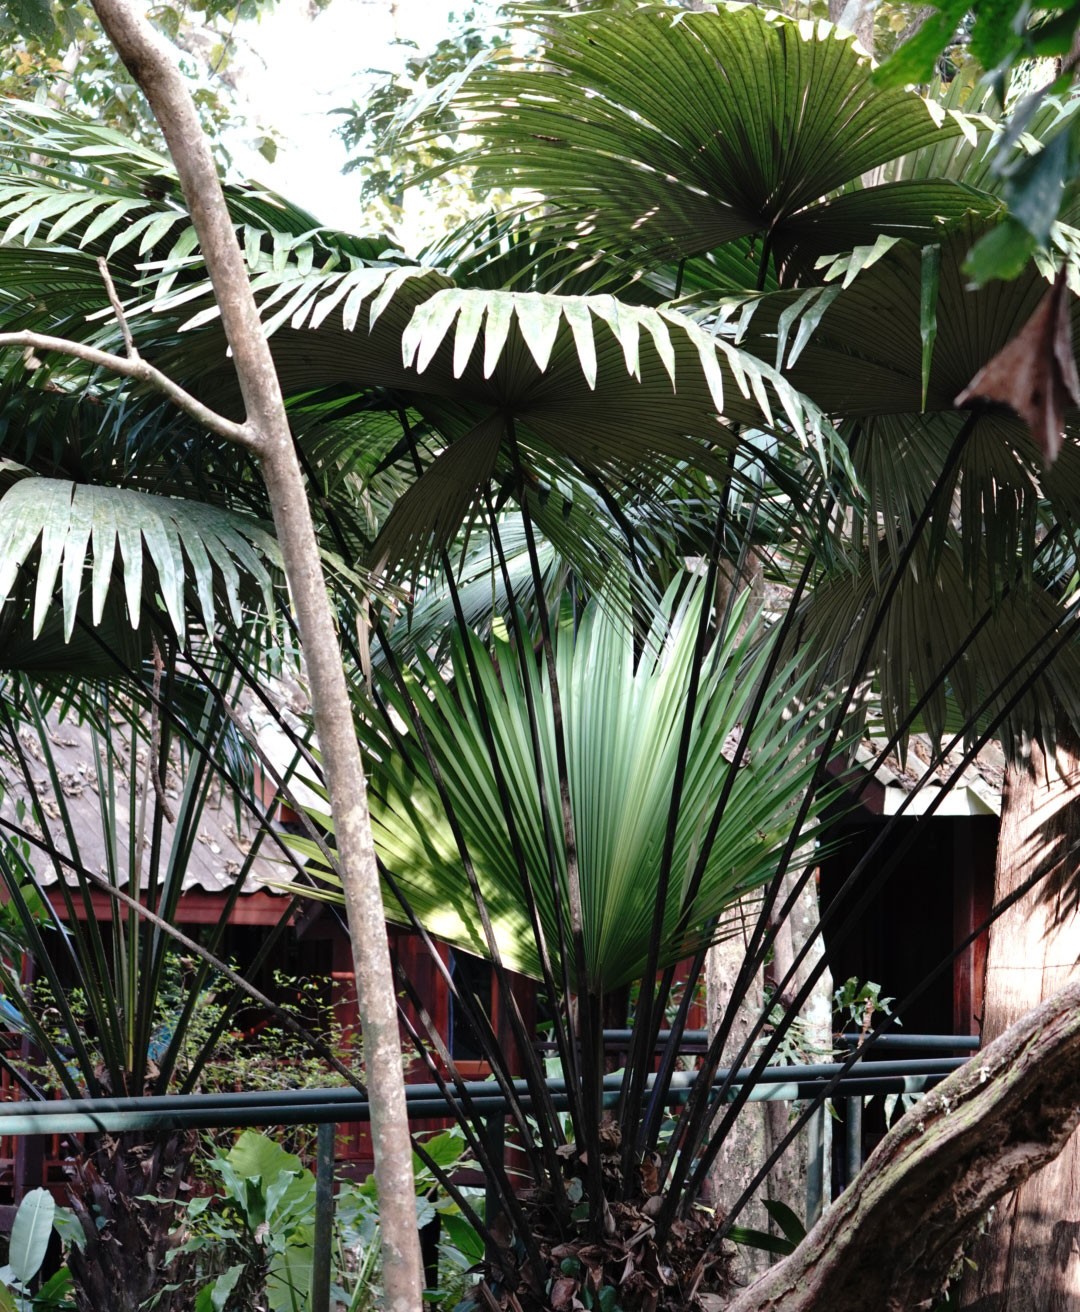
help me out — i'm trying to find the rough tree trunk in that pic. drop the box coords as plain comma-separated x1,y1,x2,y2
959,727,1080,1311
828,0,874,54
764,866,832,1228
725,979,1080,1312
707,912,770,1284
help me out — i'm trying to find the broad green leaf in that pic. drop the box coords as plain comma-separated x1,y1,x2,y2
442,4,971,262
8,0,55,40
0,478,280,644
196,1265,244,1312
727,1225,797,1257
310,586,838,991
762,1198,807,1246
228,1129,303,1182
964,217,1039,286
8,1188,55,1285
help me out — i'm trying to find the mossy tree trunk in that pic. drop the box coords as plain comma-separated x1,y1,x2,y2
725,979,1080,1312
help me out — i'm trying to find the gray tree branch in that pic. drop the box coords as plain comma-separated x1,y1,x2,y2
62,3,427,1306
724,980,1080,1312
0,329,255,448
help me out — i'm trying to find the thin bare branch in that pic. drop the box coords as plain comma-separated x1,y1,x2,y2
0,329,257,449
96,255,138,359
87,2,424,1304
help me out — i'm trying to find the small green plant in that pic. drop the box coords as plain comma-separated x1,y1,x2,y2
728,1198,807,1260
169,1130,321,1312
166,1127,481,1311
0,1190,76,1312
833,978,897,1041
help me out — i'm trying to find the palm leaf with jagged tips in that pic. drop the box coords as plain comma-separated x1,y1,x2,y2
146,258,849,580
0,468,281,653
425,3,995,277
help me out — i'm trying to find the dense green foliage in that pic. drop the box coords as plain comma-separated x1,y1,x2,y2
0,1,1079,1308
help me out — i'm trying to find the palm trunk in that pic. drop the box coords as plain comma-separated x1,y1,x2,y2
66,1131,196,1312
959,725,1080,1310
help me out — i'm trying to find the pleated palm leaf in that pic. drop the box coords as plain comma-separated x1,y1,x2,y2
0,387,289,688
420,2,997,277
795,533,1080,749
461,7,1080,747
144,261,847,583
302,586,836,1002
725,213,1080,743
0,101,854,601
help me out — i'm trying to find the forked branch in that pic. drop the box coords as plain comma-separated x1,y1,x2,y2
0,328,255,447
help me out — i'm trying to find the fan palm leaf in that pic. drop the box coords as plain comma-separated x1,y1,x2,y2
0,102,850,599
0,471,280,648
303,588,837,996
155,264,846,579
726,219,1080,587
0,100,394,300
793,534,1080,750
433,3,994,270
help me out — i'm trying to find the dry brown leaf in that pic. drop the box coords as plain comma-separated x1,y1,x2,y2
549,1276,579,1309
956,267,1080,465
640,1151,661,1195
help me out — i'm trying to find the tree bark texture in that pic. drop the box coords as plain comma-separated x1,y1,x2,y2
960,728,1080,1312
765,865,833,1229
85,4,423,1306
724,979,1080,1312
828,0,874,55
706,914,770,1285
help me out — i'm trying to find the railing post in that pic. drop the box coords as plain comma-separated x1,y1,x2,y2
311,1120,335,1312
806,1102,825,1226
844,1094,863,1188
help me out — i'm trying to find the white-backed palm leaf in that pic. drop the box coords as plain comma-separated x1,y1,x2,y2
336,588,836,995
729,220,1080,590
165,266,847,579
0,470,281,652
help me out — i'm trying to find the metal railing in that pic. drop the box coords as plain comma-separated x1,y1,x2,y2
0,1031,978,1312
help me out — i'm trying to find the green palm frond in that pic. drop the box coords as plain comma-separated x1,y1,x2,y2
0,474,280,647
334,587,835,994
0,101,398,317
436,3,990,264
725,219,1080,584
160,262,847,577
794,536,1080,751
